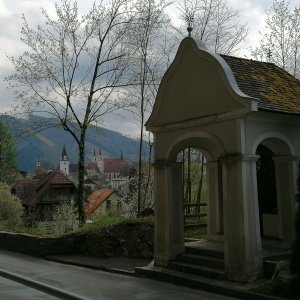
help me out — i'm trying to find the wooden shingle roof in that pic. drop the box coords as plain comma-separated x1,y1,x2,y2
15,171,75,206
221,55,300,114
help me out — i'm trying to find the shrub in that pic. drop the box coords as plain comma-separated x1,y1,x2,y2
0,183,23,229
52,200,79,234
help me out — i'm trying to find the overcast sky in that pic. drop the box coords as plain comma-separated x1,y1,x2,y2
0,0,299,137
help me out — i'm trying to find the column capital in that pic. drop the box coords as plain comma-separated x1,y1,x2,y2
220,154,259,164
152,161,182,169
205,161,218,168
272,155,297,162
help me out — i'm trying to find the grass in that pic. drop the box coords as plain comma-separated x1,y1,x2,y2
72,216,130,235
0,223,56,237
0,215,155,238
250,282,275,295
184,226,207,239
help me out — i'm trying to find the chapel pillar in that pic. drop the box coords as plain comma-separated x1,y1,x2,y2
221,154,262,282
206,161,223,238
273,155,296,242
153,161,185,266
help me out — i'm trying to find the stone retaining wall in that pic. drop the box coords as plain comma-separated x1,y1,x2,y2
0,221,154,258
0,231,86,257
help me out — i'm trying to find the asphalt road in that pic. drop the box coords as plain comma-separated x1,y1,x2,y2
0,250,238,300
0,275,58,300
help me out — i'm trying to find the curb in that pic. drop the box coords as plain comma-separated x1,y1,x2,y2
45,256,135,276
45,257,287,300
0,268,88,300
135,265,287,300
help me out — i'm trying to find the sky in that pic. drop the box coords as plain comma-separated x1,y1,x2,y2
0,0,299,137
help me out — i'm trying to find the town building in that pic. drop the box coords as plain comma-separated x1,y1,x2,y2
59,146,129,188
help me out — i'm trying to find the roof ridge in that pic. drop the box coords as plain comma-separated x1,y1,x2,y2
220,53,276,66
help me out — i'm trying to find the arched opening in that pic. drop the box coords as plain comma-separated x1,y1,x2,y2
164,134,225,248
256,144,277,237
254,137,295,242
176,148,208,239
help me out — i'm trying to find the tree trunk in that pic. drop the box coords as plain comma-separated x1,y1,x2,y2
137,124,143,217
77,138,86,225
184,148,191,214
196,154,205,217
143,135,153,207
187,148,191,204
196,154,205,203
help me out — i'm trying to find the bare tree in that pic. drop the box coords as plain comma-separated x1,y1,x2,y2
6,0,134,224
251,0,300,78
0,121,18,184
125,0,175,216
178,148,207,226
175,0,248,55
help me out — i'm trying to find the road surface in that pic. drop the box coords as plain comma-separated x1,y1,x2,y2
0,250,238,300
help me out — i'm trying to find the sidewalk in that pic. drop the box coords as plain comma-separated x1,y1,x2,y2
46,254,152,275
46,254,287,300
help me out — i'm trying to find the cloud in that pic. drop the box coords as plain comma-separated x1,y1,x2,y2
3,0,298,135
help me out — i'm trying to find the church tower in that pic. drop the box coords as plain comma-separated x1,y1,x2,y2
60,145,69,175
92,148,104,173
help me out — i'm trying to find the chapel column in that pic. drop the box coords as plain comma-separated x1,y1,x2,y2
153,161,185,266
273,155,296,242
206,161,223,238
221,154,262,282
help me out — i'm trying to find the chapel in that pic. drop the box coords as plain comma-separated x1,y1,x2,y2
146,37,300,281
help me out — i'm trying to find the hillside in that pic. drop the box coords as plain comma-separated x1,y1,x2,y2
1,115,144,173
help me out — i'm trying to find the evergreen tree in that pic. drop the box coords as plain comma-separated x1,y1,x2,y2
290,159,300,295
0,122,17,184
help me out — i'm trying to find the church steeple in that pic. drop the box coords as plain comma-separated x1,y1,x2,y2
60,145,69,175
61,145,68,161
91,147,103,172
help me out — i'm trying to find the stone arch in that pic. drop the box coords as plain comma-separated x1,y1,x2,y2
253,134,296,242
252,132,295,156
153,132,226,267
166,131,226,162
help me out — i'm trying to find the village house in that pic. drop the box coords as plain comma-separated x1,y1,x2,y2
14,171,75,221
84,178,102,192
84,188,121,217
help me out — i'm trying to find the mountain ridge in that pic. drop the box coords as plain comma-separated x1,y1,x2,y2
1,115,143,174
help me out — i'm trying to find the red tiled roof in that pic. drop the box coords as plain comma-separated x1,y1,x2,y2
86,162,100,172
85,189,115,215
103,158,125,173
84,178,101,186
60,157,127,175
15,171,75,206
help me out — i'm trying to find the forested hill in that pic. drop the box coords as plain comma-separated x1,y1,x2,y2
1,115,143,173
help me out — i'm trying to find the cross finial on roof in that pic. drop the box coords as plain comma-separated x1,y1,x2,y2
185,12,194,37
267,48,272,62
